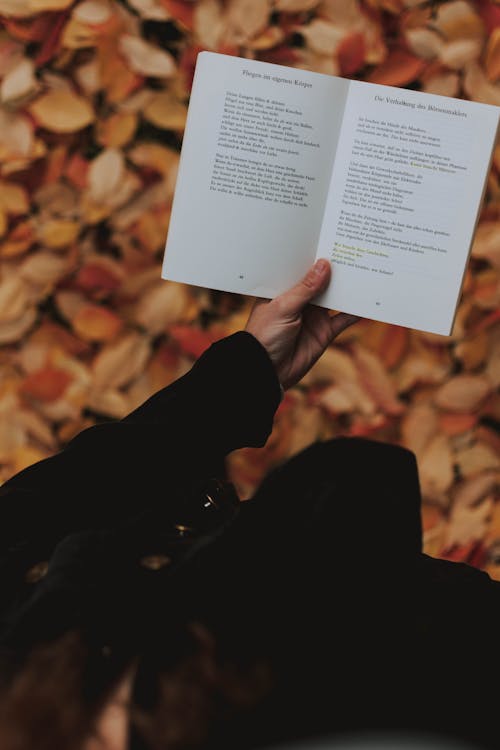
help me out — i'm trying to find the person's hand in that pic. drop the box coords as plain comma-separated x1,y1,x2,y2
245,259,360,391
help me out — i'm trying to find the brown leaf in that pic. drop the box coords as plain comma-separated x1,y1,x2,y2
20,250,75,288
0,58,37,103
73,304,123,342
226,0,271,43
0,181,29,214
368,48,426,87
444,498,493,548
20,365,73,403
133,281,195,334
88,148,125,204
400,402,438,457
29,89,94,133
351,344,404,415
419,434,455,499
92,333,151,390
0,308,36,344
438,412,478,436
485,27,500,82
455,442,500,478
463,62,500,106
434,374,492,412
429,0,485,41
438,38,482,70
119,34,176,77
337,31,366,75
453,471,499,510
275,0,320,9
405,28,443,60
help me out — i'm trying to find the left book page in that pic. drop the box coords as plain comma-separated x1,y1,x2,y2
162,51,349,298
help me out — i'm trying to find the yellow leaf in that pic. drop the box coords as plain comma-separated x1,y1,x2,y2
29,90,94,133
96,111,138,148
0,182,29,214
38,219,80,249
143,92,187,130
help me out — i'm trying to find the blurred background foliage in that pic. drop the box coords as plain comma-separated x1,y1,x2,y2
0,0,498,574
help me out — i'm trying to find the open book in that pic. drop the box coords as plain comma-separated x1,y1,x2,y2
162,51,500,335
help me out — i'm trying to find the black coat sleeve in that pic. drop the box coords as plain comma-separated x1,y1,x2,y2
0,332,281,585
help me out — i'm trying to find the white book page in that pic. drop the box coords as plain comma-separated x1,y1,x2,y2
314,80,499,334
162,52,349,298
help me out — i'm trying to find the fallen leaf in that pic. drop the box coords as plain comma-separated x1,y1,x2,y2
0,57,37,102
73,0,114,25
92,333,151,389
434,374,492,412
337,31,366,75
351,344,404,415
72,304,123,342
96,111,137,148
368,49,426,86
455,442,500,478
400,402,438,457
19,365,73,402
143,92,187,130
37,218,80,249
419,434,455,499
29,89,94,133
119,34,176,77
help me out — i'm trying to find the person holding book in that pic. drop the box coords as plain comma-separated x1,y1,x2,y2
0,259,498,750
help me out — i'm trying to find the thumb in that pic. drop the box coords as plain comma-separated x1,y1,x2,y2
276,259,331,317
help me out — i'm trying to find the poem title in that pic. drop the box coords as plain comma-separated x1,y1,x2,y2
375,94,467,117
242,69,312,89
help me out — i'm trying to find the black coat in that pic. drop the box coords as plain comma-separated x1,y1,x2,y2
0,332,499,749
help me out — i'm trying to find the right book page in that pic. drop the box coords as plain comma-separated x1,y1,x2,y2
314,80,499,335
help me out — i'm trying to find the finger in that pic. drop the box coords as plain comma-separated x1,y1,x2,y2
329,312,362,339
274,259,331,317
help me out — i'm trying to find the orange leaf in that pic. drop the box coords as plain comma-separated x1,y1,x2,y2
160,0,195,30
96,112,137,148
379,325,408,369
29,90,94,133
337,32,366,75
75,263,122,296
20,366,72,402
169,325,221,359
72,304,123,342
65,153,89,190
438,412,478,435
368,48,426,86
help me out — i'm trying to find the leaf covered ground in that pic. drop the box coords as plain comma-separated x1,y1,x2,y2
0,0,499,575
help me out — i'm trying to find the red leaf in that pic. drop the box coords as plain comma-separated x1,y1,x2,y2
35,11,69,66
476,0,500,34
65,153,89,190
75,263,122,296
338,32,366,76
20,366,72,403
169,325,221,359
159,0,195,30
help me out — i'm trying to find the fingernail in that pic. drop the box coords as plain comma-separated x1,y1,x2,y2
313,259,329,276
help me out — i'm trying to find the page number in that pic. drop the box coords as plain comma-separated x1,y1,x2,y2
375,301,381,306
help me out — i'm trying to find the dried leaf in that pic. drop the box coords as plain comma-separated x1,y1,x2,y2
0,182,29,214
337,32,366,75
429,0,485,41
87,148,125,204
455,443,500,478
434,375,492,412
368,48,426,87
351,344,404,415
419,434,455,499
73,0,113,25
405,28,443,60
400,402,438,457
92,333,151,389
226,0,271,43
96,112,137,148
298,19,343,55
275,0,320,9
72,304,123,342
143,92,187,130
20,250,74,287
29,89,94,133
119,34,176,77
0,57,37,102
128,0,169,20
20,365,72,402
463,62,500,106
485,27,500,82
37,218,80,249
438,39,482,70
438,412,478,436
133,282,194,334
